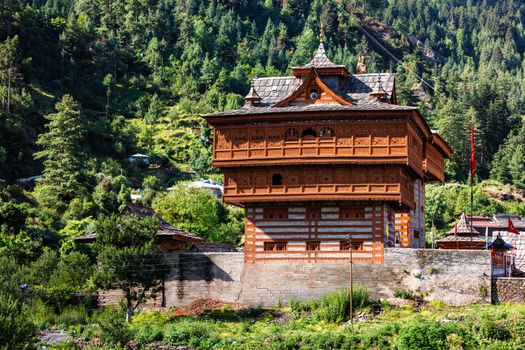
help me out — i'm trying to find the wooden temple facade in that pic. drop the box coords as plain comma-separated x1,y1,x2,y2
204,39,452,263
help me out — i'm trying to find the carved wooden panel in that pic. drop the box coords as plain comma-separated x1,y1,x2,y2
223,165,416,208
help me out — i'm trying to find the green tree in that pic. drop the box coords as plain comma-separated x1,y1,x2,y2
153,184,244,244
34,95,86,214
0,293,36,349
0,36,22,113
93,215,170,322
92,175,130,215
152,184,222,239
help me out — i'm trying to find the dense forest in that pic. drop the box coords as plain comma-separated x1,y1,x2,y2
1,0,525,238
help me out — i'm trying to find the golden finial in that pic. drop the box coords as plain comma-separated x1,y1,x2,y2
320,23,325,43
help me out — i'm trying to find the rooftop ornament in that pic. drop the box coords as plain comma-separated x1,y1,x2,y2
369,75,389,101
243,78,262,106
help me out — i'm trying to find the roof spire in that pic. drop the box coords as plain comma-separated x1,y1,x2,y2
320,23,325,43
369,75,389,101
243,77,262,107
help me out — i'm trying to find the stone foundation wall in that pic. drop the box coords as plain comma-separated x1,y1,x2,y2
100,249,492,308
163,248,491,307
492,277,525,303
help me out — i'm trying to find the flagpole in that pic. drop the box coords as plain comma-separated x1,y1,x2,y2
470,114,476,244
470,180,473,244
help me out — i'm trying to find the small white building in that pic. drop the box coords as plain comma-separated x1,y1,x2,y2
187,179,223,200
128,153,150,165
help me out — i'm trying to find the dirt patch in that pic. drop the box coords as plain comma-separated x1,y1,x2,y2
172,298,239,317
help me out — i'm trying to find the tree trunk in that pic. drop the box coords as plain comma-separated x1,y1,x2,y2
126,307,132,323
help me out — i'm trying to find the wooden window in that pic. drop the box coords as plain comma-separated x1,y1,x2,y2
306,241,321,251
263,208,287,220
302,127,317,138
340,207,365,219
340,241,363,251
319,127,334,138
264,242,287,251
306,207,321,220
414,230,420,239
284,128,299,141
272,173,283,186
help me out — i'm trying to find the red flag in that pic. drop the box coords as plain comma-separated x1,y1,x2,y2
508,219,520,235
470,116,476,185
454,223,458,237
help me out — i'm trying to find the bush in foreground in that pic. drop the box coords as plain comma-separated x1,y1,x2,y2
0,293,36,349
290,285,370,323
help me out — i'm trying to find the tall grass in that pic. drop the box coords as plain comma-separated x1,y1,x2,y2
290,285,369,323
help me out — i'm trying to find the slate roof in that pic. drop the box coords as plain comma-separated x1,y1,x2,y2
204,41,409,119
346,73,395,102
244,73,396,109
447,214,480,235
436,235,486,243
206,101,416,118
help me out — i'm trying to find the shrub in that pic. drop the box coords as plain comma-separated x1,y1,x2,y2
361,322,400,348
397,318,476,350
55,305,90,327
394,288,415,300
134,323,164,344
480,318,511,341
164,320,220,349
0,293,36,349
96,307,131,346
313,285,369,323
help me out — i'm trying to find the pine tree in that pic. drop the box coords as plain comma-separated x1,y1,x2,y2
0,36,22,113
34,95,86,213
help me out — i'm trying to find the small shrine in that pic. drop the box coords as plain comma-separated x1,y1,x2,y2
436,214,486,250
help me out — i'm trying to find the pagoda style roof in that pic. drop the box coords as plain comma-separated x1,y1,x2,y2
203,39,404,119
486,236,513,250
292,42,346,70
235,73,396,109
447,214,480,235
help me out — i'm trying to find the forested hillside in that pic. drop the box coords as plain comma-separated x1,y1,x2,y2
2,0,525,240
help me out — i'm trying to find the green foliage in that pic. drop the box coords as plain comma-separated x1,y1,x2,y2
290,285,369,323
34,95,86,214
164,320,221,349
480,318,511,341
96,307,131,346
92,175,130,215
26,249,93,313
0,201,28,234
393,288,415,300
0,293,36,350
425,181,520,234
93,215,171,320
396,318,473,350
133,323,164,344
153,184,243,244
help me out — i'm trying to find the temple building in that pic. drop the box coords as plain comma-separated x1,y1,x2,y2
204,38,452,263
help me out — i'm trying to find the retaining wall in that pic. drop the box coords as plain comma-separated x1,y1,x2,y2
165,248,491,307
99,248,492,308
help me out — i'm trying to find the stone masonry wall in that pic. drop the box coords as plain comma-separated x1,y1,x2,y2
162,248,491,308
492,277,525,303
